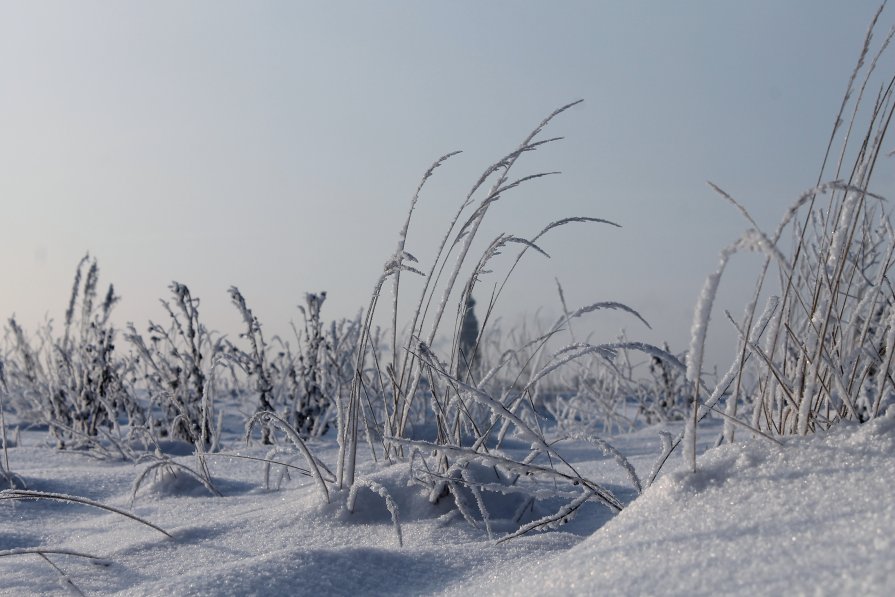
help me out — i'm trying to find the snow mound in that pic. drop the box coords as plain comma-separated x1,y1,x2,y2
455,414,895,596
134,464,219,499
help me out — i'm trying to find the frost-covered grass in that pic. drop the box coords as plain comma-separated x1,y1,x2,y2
2,98,676,547
2,4,895,594
674,5,895,475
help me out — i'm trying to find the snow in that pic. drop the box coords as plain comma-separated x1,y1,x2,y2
457,412,895,596
2,412,894,595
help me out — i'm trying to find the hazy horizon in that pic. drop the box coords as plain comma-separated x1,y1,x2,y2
2,1,893,369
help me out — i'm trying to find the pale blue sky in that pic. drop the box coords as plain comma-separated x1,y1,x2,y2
1,1,892,365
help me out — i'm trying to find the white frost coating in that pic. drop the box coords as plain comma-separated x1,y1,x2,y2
770,181,839,241
723,296,780,443
551,301,652,334
419,101,581,366
460,467,493,540
874,306,895,414
497,488,595,543
389,150,460,369
246,411,330,504
0,547,107,561
685,232,776,467
688,246,735,385
762,302,783,357
0,488,173,538
810,297,829,330
347,478,403,547
569,433,642,494
682,416,696,470
798,368,819,435
825,183,862,276
447,478,482,531
414,342,550,450
686,243,738,470
645,431,675,486
527,341,685,395
386,435,623,511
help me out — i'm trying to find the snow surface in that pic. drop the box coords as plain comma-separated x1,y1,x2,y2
2,413,894,596
456,413,895,596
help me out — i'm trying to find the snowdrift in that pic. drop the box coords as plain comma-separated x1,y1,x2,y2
458,413,895,596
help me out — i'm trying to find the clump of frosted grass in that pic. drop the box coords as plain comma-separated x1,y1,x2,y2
2,257,151,458
125,281,222,447
333,101,676,539
0,362,23,489
0,101,669,542
675,3,895,475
